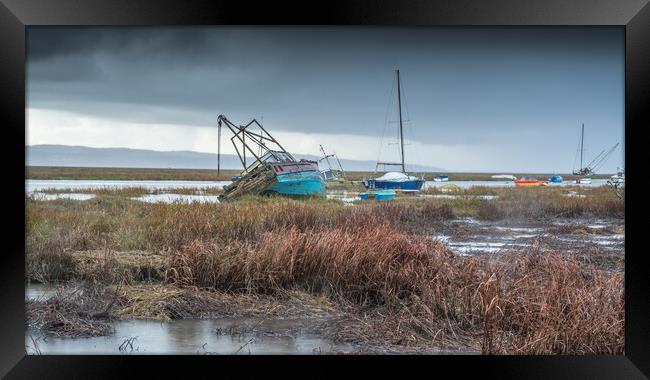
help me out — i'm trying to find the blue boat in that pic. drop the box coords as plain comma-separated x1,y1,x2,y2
364,172,425,191
216,115,325,201
363,70,425,192
548,175,563,183
267,169,326,197
359,189,396,201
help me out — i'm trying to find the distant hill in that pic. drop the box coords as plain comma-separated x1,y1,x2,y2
26,145,445,172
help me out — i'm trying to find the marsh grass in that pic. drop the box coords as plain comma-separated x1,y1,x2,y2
474,186,624,220
161,225,623,354
25,188,624,353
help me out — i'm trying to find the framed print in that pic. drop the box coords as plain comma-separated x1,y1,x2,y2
1,0,648,378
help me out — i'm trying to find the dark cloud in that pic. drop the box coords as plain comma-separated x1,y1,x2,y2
27,27,212,61
26,26,624,162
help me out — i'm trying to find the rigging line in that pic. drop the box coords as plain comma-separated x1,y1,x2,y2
398,74,419,173
572,127,583,171
395,71,418,174
378,73,397,168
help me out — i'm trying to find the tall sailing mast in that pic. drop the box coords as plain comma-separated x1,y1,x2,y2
397,69,405,173
217,116,221,176
375,69,411,174
579,123,584,171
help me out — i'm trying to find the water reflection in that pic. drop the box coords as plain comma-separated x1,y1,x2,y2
26,318,355,355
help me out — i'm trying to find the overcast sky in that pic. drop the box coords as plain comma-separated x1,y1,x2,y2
26,26,624,173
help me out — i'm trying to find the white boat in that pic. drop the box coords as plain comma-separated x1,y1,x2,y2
433,175,449,182
610,169,625,184
575,178,592,184
491,174,516,181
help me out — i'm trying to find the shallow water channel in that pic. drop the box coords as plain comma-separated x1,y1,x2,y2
26,318,354,355
26,179,611,205
25,285,355,355
433,217,624,256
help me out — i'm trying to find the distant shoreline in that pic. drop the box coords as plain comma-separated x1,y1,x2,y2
25,166,613,182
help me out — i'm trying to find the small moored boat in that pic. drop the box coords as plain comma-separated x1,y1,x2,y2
575,178,592,184
491,174,517,181
318,144,345,181
548,175,563,183
433,175,449,182
514,178,549,187
359,189,396,201
610,169,624,184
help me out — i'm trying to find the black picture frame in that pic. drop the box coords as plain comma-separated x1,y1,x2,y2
1,0,648,378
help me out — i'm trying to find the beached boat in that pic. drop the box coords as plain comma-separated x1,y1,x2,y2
573,123,620,176
610,169,625,184
321,169,343,181
608,169,624,199
433,175,449,182
318,145,345,181
514,179,549,187
363,70,425,192
216,115,325,201
575,178,592,184
359,189,396,201
548,175,563,183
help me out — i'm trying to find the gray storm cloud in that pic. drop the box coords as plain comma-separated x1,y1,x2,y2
26,26,624,171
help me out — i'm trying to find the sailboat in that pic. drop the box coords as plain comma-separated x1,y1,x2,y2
573,123,591,177
572,123,620,179
363,70,425,192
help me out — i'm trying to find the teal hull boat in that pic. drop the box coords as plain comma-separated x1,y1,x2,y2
359,189,396,201
216,115,327,202
267,170,326,197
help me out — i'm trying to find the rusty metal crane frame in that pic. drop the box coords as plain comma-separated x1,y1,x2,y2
217,115,296,174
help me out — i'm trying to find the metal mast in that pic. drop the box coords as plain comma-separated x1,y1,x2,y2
217,117,221,176
397,69,405,173
319,145,333,170
580,123,584,170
